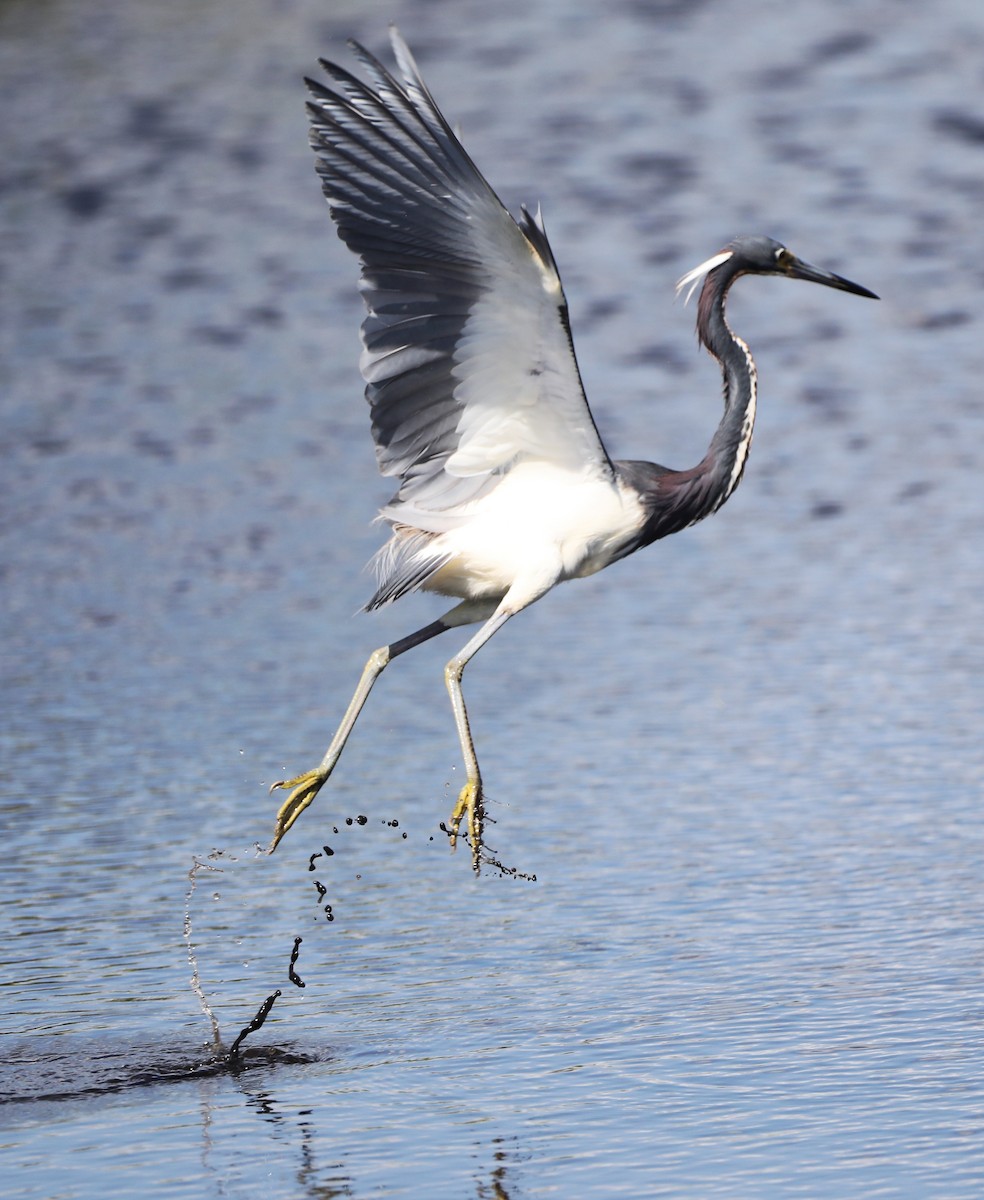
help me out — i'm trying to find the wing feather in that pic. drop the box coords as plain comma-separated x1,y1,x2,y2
306,29,614,528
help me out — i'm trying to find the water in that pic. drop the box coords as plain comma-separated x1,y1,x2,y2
2,0,983,1195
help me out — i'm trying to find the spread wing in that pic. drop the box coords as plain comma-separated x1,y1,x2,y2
306,29,615,531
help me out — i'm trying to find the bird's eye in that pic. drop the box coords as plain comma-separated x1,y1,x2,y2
774,247,793,269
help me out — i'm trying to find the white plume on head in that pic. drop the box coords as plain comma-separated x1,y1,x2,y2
675,250,734,305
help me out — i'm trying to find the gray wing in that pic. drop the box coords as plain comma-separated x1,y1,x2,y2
306,29,615,530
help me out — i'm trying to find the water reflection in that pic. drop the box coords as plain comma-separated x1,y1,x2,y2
224,1078,523,1199
236,1084,355,1198
3,1033,524,1199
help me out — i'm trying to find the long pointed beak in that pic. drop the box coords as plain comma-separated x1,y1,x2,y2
787,255,879,299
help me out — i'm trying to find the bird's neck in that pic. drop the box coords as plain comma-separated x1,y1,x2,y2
618,267,760,553
695,273,758,515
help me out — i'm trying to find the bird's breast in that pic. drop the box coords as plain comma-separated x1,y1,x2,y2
420,461,644,601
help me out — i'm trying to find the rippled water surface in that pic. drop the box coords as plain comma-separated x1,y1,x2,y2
2,0,983,1196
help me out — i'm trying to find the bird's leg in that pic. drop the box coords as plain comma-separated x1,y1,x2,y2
269,648,388,851
445,665,482,866
269,617,449,852
443,608,515,872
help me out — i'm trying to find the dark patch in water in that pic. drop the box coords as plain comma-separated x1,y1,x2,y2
131,214,176,241
81,609,118,628
228,142,266,170
621,0,712,22
933,109,984,146
582,297,624,325
243,304,284,326
618,152,696,198
756,32,872,91
0,1036,321,1106
473,41,530,69
800,384,849,422
623,342,689,372
915,309,971,330
162,267,217,291
672,78,708,116
897,480,934,501
193,324,246,347
31,435,71,456
126,98,204,155
60,183,110,218
126,98,171,140
222,393,276,422
810,32,874,62
132,431,175,460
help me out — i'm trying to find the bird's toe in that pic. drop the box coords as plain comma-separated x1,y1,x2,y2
268,767,330,852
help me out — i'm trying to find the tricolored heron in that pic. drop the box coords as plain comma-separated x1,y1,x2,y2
269,29,877,867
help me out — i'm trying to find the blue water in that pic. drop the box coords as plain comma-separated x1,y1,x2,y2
2,0,983,1195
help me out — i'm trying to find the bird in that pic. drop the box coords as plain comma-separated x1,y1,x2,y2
269,28,877,868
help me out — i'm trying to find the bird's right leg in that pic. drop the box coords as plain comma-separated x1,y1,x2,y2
268,617,450,852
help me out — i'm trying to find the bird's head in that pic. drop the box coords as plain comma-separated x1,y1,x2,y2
678,235,878,303
728,235,878,298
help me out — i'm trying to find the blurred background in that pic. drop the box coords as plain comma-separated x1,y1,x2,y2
2,0,982,1196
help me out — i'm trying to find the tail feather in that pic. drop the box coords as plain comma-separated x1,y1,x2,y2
364,526,452,610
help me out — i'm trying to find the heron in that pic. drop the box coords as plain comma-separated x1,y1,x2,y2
269,29,877,867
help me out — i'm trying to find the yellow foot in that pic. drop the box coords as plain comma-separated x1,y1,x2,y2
268,767,330,853
448,778,484,872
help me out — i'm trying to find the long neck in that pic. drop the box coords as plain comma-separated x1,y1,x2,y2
693,267,758,515
621,266,759,552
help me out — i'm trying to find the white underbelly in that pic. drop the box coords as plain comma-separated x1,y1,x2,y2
420,462,642,601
